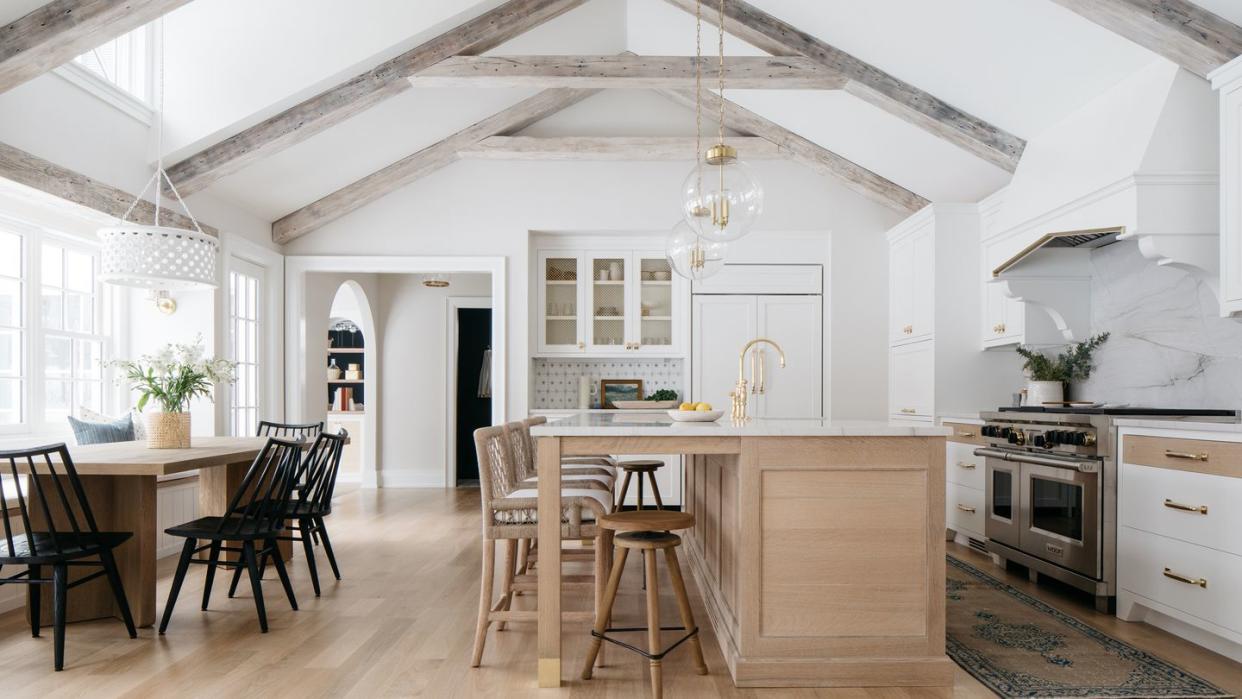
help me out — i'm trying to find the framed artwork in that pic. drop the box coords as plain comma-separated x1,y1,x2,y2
600,379,643,409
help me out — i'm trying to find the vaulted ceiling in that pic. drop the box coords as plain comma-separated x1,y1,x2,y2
4,0,1240,244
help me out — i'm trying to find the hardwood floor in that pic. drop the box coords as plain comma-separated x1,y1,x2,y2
0,486,1238,697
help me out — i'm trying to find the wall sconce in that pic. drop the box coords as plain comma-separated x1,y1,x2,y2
149,290,178,315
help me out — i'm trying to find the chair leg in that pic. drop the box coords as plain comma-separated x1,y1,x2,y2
581,545,628,680
593,529,614,668
29,564,40,637
664,547,707,675
52,564,67,671
470,539,496,668
201,541,222,611
242,541,268,633
100,548,138,638
300,518,321,596
267,538,299,611
496,539,517,631
643,549,663,699
513,538,530,595
648,472,665,510
615,470,632,511
316,516,342,580
159,538,197,635
226,556,245,599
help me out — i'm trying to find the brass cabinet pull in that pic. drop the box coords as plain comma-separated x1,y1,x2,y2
1165,449,1208,461
1163,499,1208,515
1163,567,1207,588
956,461,977,470
956,430,975,438
957,504,977,513
900,408,917,415
902,325,914,335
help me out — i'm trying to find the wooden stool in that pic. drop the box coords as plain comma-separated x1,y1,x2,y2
614,460,665,510
581,511,707,699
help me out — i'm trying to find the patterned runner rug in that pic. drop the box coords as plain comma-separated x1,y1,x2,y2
947,555,1232,698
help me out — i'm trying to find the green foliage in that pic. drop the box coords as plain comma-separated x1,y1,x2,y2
1015,333,1110,383
645,389,679,402
109,335,236,413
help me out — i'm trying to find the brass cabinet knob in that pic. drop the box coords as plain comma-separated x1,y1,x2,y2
902,325,914,335
577,341,585,350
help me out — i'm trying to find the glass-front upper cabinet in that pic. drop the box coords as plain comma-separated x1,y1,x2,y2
633,254,675,353
538,253,584,353
587,254,629,352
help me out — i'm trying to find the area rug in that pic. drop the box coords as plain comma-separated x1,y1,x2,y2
946,555,1232,698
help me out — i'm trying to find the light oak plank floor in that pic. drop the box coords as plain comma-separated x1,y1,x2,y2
0,487,1237,697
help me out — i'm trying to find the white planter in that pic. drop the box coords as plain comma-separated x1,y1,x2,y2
1025,380,1064,406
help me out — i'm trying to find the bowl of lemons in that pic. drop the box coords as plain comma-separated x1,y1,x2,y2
666,402,724,422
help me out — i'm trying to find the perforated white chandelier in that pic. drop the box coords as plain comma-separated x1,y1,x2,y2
98,20,218,291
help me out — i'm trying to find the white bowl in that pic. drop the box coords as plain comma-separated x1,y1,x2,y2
666,409,724,422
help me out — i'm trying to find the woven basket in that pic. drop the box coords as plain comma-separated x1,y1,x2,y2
147,412,191,449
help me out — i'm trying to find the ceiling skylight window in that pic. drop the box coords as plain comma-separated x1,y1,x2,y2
64,25,154,115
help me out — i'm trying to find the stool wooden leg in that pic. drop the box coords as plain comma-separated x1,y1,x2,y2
648,472,665,510
497,539,517,631
637,472,646,510
593,529,613,667
514,538,530,595
615,470,632,510
643,549,663,699
581,546,628,680
664,547,708,675
471,539,495,667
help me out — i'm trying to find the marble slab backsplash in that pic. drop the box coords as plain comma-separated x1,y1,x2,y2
1076,242,1242,409
532,358,684,409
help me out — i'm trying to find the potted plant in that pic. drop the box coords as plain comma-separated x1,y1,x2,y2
110,336,236,449
1015,333,1109,405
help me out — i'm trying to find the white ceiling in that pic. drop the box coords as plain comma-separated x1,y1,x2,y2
149,0,1195,224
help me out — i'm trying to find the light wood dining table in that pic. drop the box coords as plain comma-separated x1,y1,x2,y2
21,436,287,628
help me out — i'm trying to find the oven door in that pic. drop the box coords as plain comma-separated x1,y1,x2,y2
983,453,1021,549
1019,459,1102,579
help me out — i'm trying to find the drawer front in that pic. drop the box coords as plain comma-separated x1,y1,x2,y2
943,421,986,447
1119,525,1242,634
947,482,985,538
1120,462,1242,557
1123,435,1242,478
947,441,984,490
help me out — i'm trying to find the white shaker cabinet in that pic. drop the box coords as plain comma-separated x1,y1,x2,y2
1211,57,1242,316
982,280,1025,348
889,224,934,345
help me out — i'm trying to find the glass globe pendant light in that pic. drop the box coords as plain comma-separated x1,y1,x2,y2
666,220,727,281
680,0,763,243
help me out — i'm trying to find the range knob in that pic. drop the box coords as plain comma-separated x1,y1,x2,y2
981,425,995,438
1033,434,1047,448
1070,431,1090,446
1008,430,1025,445
1048,430,1065,445
1081,432,1097,447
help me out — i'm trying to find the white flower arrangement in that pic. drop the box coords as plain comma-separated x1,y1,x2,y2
109,335,236,413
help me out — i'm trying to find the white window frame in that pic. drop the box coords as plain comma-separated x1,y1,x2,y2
226,258,263,437
0,215,114,438
38,237,107,431
52,23,157,124
217,234,283,438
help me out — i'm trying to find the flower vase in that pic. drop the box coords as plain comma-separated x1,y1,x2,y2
147,411,191,449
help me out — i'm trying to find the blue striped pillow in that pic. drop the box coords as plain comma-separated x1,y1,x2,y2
67,413,136,445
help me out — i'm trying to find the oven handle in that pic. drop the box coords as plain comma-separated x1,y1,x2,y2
973,447,1101,473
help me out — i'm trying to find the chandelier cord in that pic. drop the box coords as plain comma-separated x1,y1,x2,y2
694,0,702,196
717,0,726,196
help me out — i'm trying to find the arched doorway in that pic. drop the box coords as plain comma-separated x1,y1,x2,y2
325,280,378,487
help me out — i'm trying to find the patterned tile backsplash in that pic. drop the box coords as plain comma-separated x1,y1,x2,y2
532,358,685,409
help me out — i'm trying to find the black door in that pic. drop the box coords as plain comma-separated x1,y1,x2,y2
456,308,492,484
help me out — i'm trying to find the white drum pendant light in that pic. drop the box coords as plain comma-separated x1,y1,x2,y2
98,20,218,290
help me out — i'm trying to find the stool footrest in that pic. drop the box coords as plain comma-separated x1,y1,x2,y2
590,625,699,661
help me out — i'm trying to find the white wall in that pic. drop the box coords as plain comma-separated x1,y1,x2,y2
375,273,491,486
284,155,905,422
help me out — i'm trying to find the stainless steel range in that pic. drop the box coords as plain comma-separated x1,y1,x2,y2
976,407,1238,612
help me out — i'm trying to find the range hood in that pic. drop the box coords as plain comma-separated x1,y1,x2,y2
992,228,1123,277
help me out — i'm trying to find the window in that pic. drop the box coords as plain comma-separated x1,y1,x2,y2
72,27,151,104
40,242,104,425
227,264,262,437
0,231,23,426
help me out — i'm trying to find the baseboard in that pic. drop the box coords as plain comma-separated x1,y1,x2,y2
377,471,446,488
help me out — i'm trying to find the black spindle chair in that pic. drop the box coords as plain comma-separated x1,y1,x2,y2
159,436,304,634
0,444,136,670
227,429,347,598
257,420,323,441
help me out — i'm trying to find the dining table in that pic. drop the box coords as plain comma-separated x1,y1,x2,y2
21,436,295,628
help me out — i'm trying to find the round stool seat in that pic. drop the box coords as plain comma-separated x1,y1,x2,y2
615,530,681,550
599,510,694,533
617,459,662,473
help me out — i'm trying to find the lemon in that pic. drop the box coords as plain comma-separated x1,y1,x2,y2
679,402,695,411
695,402,712,412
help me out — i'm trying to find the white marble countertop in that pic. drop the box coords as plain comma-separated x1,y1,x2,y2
530,412,951,437
530,408,668,414
1114,418,1242,434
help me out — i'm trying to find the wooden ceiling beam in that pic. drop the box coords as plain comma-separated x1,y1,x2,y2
661,89,928,214
0,141,218,236
272,88,598,244
663,0,1025,172
1048,0,1242,78
409,54,845,89
459,135,782,161
0,0,193,94
166,0,588,198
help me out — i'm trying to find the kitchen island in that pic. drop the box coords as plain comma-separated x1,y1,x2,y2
530,412,953,689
